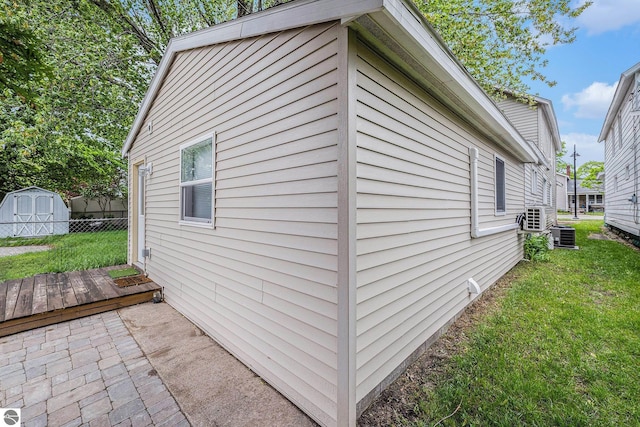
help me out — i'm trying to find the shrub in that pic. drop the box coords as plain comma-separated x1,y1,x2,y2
524,233,550,261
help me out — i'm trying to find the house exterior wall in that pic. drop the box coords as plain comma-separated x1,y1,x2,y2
128,23,341,426
499,96,557,228
353,41,525,404
497,98,538,143
603,84,639,236
70,197,127,218
556,173,569,211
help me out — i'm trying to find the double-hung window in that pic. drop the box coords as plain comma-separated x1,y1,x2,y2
180,135,214,224
495,156,506,214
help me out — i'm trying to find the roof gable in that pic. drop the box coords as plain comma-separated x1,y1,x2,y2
598,61,640,142
122,0,537,163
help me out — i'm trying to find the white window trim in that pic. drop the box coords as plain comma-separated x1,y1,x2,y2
617,112,623,149
494,154,506,216
179,132,216,227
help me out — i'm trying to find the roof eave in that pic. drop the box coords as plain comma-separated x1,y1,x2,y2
598,61,640,143
122,0,537,164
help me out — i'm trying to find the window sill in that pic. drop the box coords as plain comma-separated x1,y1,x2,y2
179,220,214,229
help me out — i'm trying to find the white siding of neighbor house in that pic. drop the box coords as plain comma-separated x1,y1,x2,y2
354,42,525,403
604,87,640,236
128,23,340,426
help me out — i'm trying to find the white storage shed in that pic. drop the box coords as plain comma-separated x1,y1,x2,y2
0,186,70,238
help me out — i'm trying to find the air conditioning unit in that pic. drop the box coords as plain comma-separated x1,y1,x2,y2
524,207,546,231
550,226,576,248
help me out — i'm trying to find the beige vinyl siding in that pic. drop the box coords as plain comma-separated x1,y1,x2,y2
129,23,340,426
354,41,524,402
605,87,640,235
497,98,538,144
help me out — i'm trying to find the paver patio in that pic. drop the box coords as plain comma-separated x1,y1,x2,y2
0,310,188,427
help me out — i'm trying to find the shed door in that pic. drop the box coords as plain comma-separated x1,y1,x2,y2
13,194,54,237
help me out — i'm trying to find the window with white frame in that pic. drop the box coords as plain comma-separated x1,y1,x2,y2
596,194,603,204
495,155,506,214
180,135,214,224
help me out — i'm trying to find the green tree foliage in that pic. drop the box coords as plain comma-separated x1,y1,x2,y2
414,0,591,99
577,160,604,189
1,0,589,203
557,140,569,175
0,1,51,102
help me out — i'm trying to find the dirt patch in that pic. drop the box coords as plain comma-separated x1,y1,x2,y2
114,274,153,287
358,268,524,426
601,226,640,252
588,233,609,240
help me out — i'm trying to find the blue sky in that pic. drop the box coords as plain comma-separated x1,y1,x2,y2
526,0,640,170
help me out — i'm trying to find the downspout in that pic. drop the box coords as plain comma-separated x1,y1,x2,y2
469,147,520,238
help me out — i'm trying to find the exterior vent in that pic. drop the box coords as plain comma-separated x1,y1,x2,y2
524,207,546,231
550,226,576,248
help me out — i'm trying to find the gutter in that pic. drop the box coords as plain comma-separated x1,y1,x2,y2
469,147,519,238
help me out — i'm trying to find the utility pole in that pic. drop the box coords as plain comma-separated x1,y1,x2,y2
572,144,580,220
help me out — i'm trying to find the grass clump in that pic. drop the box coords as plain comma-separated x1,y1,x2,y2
376,221,640,426
0,230,127,282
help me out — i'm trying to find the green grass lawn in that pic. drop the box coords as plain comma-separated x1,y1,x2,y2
0,230,127,282
372,221,640,426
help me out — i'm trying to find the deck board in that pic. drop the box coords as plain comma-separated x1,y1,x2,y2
59,273,79,308
46,273,65,311
0,281,6,322
32,275,48,315
13,277,34,319
4,279,22,320
0,265,161,338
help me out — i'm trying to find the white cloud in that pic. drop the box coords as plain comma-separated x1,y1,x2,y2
561,81,617,119
561,132,604,165
575,0,640,34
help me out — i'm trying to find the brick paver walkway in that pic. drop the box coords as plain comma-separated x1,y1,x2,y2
0,311,189,427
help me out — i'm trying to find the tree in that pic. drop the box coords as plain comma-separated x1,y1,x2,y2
577,161,604,189
414,0,591,99
0,2,51,102
556,140,569,175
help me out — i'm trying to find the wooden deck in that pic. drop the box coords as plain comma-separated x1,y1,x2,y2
0,266,161,338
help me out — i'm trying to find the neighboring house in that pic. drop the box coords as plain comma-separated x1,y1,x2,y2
598,61,640,238
497,94,562,228
567,179,605,213
556,172,570,211
122,1,545,425
69,196,128,219
0,186,69,238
